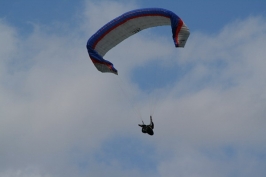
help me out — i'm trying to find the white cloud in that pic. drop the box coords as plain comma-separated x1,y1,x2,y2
151,17,266,148
0,1,266,177
82,0,137,35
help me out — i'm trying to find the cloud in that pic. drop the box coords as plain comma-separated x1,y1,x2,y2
161,16,266,146
82,0,137,35
0,1,266,177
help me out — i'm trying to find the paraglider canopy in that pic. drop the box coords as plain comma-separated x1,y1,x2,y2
87,8,190,75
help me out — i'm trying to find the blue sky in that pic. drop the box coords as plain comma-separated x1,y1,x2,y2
1,0,266,35
1,0,266,177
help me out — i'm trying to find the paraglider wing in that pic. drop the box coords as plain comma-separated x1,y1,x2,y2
86,8,190,75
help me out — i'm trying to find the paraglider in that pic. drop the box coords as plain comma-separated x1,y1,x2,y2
86,8,190,75
138,116,154,136
86,8,190,136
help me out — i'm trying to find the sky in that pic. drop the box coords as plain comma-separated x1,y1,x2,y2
1,0,266,177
